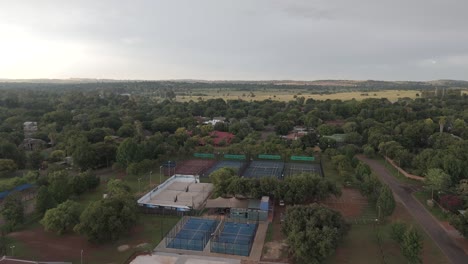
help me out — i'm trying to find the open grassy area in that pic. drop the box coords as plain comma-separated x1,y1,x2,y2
87,214,180,264
321,156,346,186
264,223,274,243
4,167,180,263
321,157,448,264
176,89,421,103
413,190,450,222
328,203,449,264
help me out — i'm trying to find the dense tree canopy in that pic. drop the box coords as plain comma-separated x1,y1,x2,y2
282,204,349,264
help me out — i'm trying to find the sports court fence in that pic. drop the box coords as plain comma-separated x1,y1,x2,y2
243,161,285,179
165,216,219,251
210,218,258,256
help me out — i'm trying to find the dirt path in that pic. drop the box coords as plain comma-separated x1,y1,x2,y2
358,155,467,264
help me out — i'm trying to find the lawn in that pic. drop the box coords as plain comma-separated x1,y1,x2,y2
4,167,180,263
86,214,180,264
321,156,348,186
321,157,448,264
328,203,449,264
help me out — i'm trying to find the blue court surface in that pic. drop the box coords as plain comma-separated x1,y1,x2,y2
243,160,284,179
167,218,218,251
204,160,246,177
211,221,258,256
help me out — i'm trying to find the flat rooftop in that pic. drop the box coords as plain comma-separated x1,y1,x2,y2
138,175,213,210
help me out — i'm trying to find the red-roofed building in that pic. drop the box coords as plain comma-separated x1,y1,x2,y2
210,131,235,146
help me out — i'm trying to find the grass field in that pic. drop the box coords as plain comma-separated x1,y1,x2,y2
320,157,448,264
4,166,179,264
176,89,421,103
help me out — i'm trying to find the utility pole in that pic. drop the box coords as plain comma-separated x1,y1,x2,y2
160,165,163,184
81,249,83,264
149,171,152,187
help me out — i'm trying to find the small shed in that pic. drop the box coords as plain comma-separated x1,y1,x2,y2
260,196,269,211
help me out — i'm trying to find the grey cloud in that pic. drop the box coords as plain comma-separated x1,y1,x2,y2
0,0,467,80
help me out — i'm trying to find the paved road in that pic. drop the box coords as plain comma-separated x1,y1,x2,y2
358,155,467,264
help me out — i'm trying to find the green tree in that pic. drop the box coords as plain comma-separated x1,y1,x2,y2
390,221,407,243
48,170,72,203
209,168,237,197
0,159,17,176
80,170,100,190
72,140,97,170
282,204,349,264
49,150,65,162
450,210,468,238
40,200,81,234
376,185,396,219
27,150,43,169
363,144,376,157
355,161,371,181
282,173,340,204
401,227,423,264
74,195,138,242
106,179,131,197
425,168,451,200
1,192,24,228
116,138,142,168
35,186,57,216
69,174,88,195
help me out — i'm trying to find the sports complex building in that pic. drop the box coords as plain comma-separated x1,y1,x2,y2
138,153,322,213
136,153,321,258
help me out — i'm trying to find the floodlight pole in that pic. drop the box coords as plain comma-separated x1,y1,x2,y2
81,249,83,264
10,245,15,256
149,171,152,187
169,161,171,176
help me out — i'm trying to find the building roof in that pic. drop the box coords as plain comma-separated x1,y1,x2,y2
248,199,261,210
205,197,249,209
210,131,235,145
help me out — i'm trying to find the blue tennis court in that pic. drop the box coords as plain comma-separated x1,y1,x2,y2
204,160,246,177
243,160,284,179
166,217,218,251
211,221,258,256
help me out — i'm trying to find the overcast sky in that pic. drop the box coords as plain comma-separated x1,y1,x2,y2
1,0,467,81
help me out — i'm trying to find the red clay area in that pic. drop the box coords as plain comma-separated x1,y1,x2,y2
8,225,144,262
174,159,217,175
9,227,94,261
322,188,367,218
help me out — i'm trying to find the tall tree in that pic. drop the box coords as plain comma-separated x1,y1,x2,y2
401,227,423,264
116,138,141,168
35,186,57,216
376,185,396,219
40,200,81,234
48,170,72,203
1,192,24,228
282,204,349,264
74,195,138,242
425,168,451,200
